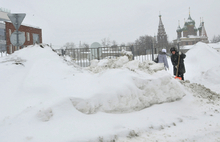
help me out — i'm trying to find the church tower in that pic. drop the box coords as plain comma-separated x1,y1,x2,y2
200,18,208,43
198,18,208,37
173,8,209,46
182,8,197,37
176,20,182,38
157,13,168,49
198,18,203,36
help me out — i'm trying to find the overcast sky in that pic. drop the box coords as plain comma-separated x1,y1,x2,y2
1,0,220,48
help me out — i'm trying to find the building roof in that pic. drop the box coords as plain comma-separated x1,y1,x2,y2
5,21,41,29
0,11,10,21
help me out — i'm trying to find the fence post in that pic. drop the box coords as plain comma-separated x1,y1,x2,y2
97,48,100,60
131,45,134,60
151,41,154,61
61,49,64,56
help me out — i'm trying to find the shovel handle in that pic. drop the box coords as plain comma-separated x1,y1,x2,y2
176,53,180,77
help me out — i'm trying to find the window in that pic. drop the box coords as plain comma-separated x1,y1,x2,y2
32,33,39,44
27,32,30,41
0,28,5,40
9,29,11,36
9,44,12,54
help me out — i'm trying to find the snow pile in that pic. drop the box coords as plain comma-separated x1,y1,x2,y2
70,56,186,114
1,44,69,67
87,56,165,74
121,49,133,60
180,80,220,103
71,70,186,114
0,45,186,116
0,44,80,120
1,44,220,141
185,42,220,93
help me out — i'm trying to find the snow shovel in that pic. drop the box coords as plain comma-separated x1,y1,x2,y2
175,54,182,80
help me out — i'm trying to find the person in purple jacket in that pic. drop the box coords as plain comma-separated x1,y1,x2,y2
158,49,169,70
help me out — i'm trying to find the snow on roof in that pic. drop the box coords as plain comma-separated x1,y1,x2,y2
187,35,203,38
5,21,41,29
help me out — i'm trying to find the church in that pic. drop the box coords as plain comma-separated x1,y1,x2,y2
156,13,168,52
173,9,208,46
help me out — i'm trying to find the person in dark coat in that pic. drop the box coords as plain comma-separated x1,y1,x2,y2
170,47,186,80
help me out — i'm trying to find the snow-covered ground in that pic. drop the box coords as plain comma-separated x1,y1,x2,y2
0,42,220,142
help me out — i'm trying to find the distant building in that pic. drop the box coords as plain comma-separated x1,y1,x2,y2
0,9,10,52
173,9,208,46
5,21,42,54
0,8,42,54
157,14,168,50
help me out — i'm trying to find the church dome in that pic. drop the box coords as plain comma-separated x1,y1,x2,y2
182,24,188,31
185,15,195,25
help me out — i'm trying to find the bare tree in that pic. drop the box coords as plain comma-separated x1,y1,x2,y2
134,35,153,55
64,42,75,49
101,38,111,47
211,35,220,43
82,43,89,48
120,42,126,47
126,42,134,47
111,40,118,47
135,35,153,49
82,42,90,51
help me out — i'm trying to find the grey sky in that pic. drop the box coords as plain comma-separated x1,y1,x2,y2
1,0,220,48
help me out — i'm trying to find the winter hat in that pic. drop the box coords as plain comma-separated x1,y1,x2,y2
170,47,176,53
162,49,166,53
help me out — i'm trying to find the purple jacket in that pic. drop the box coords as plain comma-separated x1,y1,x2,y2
158,51,169,69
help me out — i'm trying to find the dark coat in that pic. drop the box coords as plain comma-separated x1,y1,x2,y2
171,52,186,75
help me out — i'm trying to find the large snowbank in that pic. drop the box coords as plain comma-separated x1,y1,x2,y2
184,42,220,93
69,57,186,114
0,44,220,142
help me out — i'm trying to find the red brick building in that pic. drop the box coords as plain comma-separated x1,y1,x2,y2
5,21,42,54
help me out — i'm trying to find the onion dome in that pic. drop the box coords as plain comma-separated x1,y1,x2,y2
182,19,188,31
185,14,195,25
185,8,195,26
